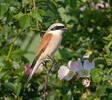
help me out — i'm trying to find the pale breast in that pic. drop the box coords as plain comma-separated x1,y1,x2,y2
42,33,62,58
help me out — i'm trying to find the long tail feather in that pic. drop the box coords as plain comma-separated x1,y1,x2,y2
24,60,42,89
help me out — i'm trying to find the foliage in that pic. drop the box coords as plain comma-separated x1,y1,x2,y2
0,0,112,100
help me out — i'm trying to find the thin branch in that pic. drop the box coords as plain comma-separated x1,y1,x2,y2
33,0,36,10
6,36,18,61
32,0,43,41
43,60,56,100
33,0,50,97
38,23,43,41
44,70,48,100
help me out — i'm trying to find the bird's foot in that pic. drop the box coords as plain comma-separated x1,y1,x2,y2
46,56,57,64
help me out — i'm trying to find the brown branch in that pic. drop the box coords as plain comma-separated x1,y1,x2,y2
38,23,43,41
32,0,43,41
44,70,48,100
33,0,36,10
43,60,56,100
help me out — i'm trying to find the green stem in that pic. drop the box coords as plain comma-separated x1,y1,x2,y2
6,36,18,61
93,57,103,62
95,83,99,97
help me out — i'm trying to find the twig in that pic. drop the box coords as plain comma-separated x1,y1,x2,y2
32,0,43,41
33,0,36,10
6,36,18,61
43,60,56,100
44,69,48,100
38,23,43,41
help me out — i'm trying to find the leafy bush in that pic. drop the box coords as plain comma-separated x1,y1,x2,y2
0,0,112,100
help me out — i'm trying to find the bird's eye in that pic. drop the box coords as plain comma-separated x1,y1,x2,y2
51,26,65,30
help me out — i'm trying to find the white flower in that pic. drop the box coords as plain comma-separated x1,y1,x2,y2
79,6,86,11
58,58,95,81
83,50,92,59
69,58,95,78
58,61,76,81
82,79,90,87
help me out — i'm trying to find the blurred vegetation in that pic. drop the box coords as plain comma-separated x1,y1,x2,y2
0,0,112,100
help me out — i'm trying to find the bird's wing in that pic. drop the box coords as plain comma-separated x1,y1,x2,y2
31,33,52,68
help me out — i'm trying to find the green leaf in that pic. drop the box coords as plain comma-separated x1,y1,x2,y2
4,82,15,93
47,91,58,100
93,98,100,100
0,3,9,17
4,82,21,96
59,47,73,59
91,68,104,83
19,15,31,30
96,85,107,97
46,10,56,17
58,7,72,23
31,10,42,22
54,47,73,60
102,75,109,81
15,83,21,96
13,12,24,20
69,0,77,9
104,45,110,55
108,0,112,7
63,91,72,100
0,72,6,80
38,9,46,16
108,93,112,100
15,65,25,73
32,97,43,100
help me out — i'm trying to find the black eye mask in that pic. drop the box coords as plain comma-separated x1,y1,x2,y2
51,26,65,30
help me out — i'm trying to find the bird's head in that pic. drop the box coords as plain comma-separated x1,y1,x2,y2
46,23,67,34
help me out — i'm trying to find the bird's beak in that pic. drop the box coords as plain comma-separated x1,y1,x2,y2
63,27,67,30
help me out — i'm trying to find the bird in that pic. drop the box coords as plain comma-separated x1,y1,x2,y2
26,23,67,85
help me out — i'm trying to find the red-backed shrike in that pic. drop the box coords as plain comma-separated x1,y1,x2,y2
26,23,67,84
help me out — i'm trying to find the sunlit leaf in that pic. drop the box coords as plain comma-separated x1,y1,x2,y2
31,10,42,22
91,68,104,83
14,13,24,20
19,15,31,30
0,3,8,17
47,91,58,100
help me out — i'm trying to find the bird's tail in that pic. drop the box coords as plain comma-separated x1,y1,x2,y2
24,60,42,89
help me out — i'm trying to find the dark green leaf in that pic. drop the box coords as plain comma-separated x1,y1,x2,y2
96,85,107,97
47,91,58,100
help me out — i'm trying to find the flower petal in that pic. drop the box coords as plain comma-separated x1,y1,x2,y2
68,60,72,68
24,64,32,75
83,60,95,71
79,72,89,78
58,65,69,80
95,3,104,9
64,70,75,81
79,60,95,78
82,79,90,87
25,64,30,68
64,75,73,81
68,59,82,73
